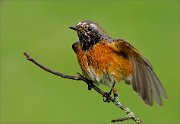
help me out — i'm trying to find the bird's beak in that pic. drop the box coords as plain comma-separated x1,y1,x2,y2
69,26,77,31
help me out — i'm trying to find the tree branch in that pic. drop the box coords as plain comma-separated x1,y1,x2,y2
23,52,144,124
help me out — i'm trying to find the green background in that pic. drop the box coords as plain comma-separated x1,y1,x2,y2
1,0,179,124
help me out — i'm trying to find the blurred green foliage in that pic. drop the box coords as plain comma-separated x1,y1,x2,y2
0,0,179,124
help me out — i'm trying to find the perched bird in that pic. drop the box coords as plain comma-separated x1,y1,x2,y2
69,20,167,106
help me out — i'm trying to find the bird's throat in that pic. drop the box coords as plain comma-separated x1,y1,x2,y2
79,35,100,51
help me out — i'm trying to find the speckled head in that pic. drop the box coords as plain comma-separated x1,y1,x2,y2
69,20,110,51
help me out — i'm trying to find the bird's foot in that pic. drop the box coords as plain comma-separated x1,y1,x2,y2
103,82,117,103
87,82,93,90
77,73,93,91
103,92,111,103
103,87,118,103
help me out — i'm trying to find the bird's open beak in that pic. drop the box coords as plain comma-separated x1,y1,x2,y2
69,26,77,31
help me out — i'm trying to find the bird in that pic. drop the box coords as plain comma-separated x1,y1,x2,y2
69,20,167,106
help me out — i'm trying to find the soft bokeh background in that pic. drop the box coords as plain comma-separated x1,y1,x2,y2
0,0,179,124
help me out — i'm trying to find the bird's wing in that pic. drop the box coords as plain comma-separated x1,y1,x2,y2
72,41,80,54
111,39,167,106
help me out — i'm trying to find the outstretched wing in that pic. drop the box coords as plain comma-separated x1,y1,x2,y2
111,39,167,106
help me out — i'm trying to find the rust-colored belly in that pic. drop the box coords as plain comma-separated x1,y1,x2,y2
76,41,133,86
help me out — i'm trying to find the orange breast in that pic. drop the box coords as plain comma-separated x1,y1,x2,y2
75,41,133,86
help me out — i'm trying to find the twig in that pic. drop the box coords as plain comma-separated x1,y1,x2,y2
111,92,143,124
23,52,80,80
23,52,144,124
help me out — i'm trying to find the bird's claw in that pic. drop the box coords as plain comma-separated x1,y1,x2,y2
103,92,111,103
87,82,93,90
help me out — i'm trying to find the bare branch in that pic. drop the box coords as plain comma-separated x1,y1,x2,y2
23,52,144,124
23,52,80,80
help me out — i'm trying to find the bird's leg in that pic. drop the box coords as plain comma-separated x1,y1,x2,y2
77,73,93,90
84,78,94,90
87,81,93,90
103,82,116,103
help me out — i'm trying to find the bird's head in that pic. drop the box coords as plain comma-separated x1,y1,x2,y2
69,20,110,50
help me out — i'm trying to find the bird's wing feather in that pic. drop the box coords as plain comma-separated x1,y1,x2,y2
111,39,167,106
72,41,80,53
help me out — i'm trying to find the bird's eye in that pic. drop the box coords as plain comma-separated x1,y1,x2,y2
88,26,93,31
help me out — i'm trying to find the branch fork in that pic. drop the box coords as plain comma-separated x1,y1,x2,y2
23,52,144,124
